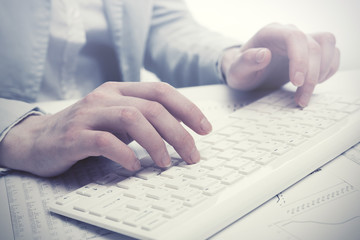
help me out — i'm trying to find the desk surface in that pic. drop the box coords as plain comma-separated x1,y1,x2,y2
1,69,359,240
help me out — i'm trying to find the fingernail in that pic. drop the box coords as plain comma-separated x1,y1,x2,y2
190,147,200,164
161,153,171,168
200,117,212,134
256,49,267,63
132,159,141,171
294,72,305,86
298,93,310,108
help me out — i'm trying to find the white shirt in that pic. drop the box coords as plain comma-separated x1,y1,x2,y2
39,0,120,101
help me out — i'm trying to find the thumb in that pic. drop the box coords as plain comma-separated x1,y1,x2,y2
226,48,271,91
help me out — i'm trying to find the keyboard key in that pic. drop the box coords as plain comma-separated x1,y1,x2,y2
212,140,235,151
203,184,225,196
136,167,162,180
217,149,243,160
255,153,276,165
171,188,201,200
190,177,219,190
224,158,251,170
162,205,188,218
117,177,146,189
202,133,226,144
151,198,182,212
160,166,186,179
146,187,172,200
217,125,241,136
238,162,260,175
221,173,244,185
233,141,257,152
96,173,124,185
55,192,81,206
126,199,151,211
91,196,130,217
242,149,267,160
105,208,135,222
207,167,236,180
199,159,225,170
76,183,107,197
124,209,161,228
182,167,209,179
141,216,167,231
165,178,191,190
183,194,207,207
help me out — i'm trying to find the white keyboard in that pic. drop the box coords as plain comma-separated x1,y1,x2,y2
49,89,360,240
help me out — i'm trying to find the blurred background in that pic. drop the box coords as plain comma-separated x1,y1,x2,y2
184,0,360,71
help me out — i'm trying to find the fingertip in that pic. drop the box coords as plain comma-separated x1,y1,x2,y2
161,153,172,168
131,158,142,171
295,91,310,108
190,147,200,164
200,117,212,135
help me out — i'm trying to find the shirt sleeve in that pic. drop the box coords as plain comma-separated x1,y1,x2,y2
0,98,44,142
144,0,241,88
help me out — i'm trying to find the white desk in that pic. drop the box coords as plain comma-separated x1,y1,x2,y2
0,69,359,240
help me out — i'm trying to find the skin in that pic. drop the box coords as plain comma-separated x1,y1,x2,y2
0,23,340,177
221,23,340,107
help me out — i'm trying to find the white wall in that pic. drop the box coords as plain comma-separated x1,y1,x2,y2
184,0,360,71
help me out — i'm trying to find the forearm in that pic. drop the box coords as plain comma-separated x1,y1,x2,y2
144,0,239,87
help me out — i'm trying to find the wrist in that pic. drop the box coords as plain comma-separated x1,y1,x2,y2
0,114,49,172
220,47,241,84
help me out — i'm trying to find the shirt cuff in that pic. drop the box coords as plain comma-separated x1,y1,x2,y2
0,109,44,142
0,167,12,176
215,45,242,84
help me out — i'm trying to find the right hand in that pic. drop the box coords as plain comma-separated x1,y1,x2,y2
0,82,212,177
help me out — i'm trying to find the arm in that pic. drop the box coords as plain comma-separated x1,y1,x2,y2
144,0,239,88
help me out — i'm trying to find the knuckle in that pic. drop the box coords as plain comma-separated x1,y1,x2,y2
82,91,105,105
100,81,117,89
285,23,298,30
263,22,282,31
143,101,165,119
286,28,307,43
308,41,321,55
119,107,142,124
321,32,336,45
93,132,112,149
153,82,174,98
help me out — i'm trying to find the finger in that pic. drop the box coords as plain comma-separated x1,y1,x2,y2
226,48,272,90
129,98,200,165
284,29,309,87
79,130,141,171
97,98,200,165
88,106,172,168
322,47,341,82
114,82,213,136
311,32,337,83
295,38,322,107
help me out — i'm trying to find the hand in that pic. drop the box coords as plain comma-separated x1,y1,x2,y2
0,82,212,177
221,23,340,107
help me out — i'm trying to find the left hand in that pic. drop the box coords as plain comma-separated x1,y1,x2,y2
220,23,340,107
